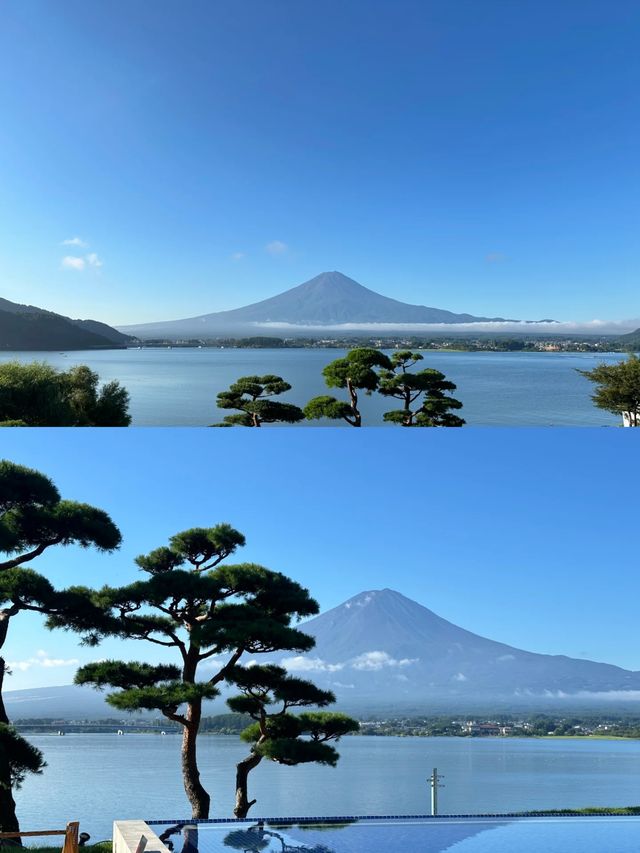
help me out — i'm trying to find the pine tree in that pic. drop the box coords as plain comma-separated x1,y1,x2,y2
304,348,392,426
215,375,304,426
578,355,640,426
66,526,319,818
227,664,359,817
377,351,465,426
0,460,121,836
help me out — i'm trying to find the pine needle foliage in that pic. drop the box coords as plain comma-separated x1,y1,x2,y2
215,375,304,426
227,663,359,817
578,355,640,426
0,460,121,835
66,525,319,818
304,348,392,426
378,351,465,426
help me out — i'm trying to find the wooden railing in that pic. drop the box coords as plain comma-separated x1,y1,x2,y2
0,821,79,853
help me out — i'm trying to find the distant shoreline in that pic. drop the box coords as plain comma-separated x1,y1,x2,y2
15,728,640,742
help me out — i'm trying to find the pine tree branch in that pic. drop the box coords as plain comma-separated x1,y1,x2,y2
208,648,243,685
0,539,63,571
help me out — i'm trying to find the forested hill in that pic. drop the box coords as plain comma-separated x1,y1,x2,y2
618,328,640,350
0,297,132,350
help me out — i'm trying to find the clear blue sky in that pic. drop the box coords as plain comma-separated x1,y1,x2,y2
0,1,639,326
1,427,638,690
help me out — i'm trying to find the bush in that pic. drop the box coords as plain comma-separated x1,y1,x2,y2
0,362,131,426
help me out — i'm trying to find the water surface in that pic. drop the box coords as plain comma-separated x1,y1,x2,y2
14,735,640,840
0,349,626,427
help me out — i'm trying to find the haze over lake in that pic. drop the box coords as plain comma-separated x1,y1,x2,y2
15,734,640,841
0,349,626,427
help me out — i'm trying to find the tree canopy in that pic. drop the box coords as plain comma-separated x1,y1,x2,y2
227,663,359,817
68,525,320,818
215,375,304,427
0,460,121,836
304,348,392,426
303,348,464,426
578,355,640,426
0,362,131,426
377,351,465,426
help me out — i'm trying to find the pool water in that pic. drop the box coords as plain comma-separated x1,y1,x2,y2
149,815,640,853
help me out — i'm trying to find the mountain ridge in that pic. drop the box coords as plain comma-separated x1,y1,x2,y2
0,296,132,350
118,271,540,338
291,588,640,707
7,589,637,717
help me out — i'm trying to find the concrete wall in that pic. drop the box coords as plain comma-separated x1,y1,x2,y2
113,821,172,853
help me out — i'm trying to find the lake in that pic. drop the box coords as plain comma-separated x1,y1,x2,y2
14,735,640,841
0,349,628,427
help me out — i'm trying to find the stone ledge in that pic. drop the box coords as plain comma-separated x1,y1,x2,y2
113,821,172,853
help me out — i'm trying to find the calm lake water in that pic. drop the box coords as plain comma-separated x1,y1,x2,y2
14,735,640,841
0,349,628,427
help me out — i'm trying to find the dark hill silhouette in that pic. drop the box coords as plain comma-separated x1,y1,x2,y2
0,296,132,350
119,271,526,338
618,327,640,350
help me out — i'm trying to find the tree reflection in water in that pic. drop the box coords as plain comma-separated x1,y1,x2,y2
224,821,334,853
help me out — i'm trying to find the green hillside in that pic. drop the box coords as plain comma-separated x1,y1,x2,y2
618,328,640,351
0,296,132,350
0,309,125,350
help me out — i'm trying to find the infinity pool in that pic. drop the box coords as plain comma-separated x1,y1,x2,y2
147,815,640,853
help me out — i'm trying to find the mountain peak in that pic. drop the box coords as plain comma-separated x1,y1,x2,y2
295,589,640,709
120,271,521,337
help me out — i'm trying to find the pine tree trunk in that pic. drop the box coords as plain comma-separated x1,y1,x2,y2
403,387,412,426
347,380,361,427
234,752,263,818
0,658,9,726
0,658,22,845
180,699,210,818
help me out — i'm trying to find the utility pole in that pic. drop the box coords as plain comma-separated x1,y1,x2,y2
429,767,444,816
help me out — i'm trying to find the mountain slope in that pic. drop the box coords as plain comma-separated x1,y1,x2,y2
9,590,637,719
119,271,520,338
0,296,132,350
618,328,640,350
288,589,640,708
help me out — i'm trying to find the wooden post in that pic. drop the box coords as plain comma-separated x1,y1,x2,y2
62,822,79,853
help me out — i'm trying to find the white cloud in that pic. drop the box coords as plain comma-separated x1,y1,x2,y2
283,649,418,673
265,240,288,256
86,252,103,268
573,690,640,701
199,656,229,670
453,672,468,682
254,319,640,335
282,656,344,673
351,651,418,671
61,256,86,271
61,251,104,271
61,237,88,247
8,650,80,672
514,688,640,702
231,252,245,261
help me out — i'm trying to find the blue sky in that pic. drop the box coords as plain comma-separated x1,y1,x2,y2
1,428,638,690
0,1,639,326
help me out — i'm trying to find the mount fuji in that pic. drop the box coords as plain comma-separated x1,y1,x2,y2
118,271,533,339
280,589,640,711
